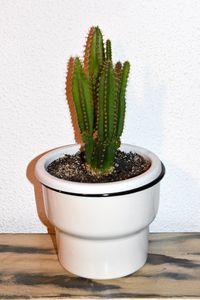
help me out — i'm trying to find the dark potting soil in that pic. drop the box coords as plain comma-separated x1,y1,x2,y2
47,150,151,183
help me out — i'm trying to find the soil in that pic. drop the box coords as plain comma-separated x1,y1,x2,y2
47,150,151,183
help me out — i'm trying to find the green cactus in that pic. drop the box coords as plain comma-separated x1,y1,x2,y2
69,26,130,174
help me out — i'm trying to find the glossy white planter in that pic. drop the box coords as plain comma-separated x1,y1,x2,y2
35,144,165,279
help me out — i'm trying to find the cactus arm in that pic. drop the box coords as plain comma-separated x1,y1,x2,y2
97,61,116,142
113,61,122,139
72,57,94,137
106,39,112,60
83,27,95,76
117,61,130,138
115,61,122,78
72,73,85,134
96,69,106,142
88,27,105,87
106,61,116,140
94,61,116,172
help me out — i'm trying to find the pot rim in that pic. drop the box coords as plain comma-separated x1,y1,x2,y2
35,143,165,196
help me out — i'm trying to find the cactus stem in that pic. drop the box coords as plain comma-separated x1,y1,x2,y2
68,27,130,174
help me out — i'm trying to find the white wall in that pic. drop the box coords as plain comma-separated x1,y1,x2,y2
1,0,200,233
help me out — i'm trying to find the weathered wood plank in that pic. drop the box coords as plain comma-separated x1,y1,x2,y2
0,233,200,299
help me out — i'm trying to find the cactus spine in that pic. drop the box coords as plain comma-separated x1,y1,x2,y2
70,26,130,174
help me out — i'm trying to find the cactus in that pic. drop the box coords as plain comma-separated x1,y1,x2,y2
69,26,130,174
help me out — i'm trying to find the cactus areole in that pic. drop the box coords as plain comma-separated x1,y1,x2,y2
70,26,130,175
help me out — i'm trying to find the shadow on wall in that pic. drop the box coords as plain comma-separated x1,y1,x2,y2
156,161,200,231
140,69,200,230
144,68,165,152
130,68,166,154
26,60,80,235
26,150,55,234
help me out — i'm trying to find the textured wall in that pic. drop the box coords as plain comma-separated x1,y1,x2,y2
1,0,200,233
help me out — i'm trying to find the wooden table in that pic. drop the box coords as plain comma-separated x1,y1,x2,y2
0,233,200,299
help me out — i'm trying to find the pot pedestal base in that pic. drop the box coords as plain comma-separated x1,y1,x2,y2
55,227,149,280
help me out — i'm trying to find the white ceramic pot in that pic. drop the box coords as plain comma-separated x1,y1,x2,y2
35,144,165,279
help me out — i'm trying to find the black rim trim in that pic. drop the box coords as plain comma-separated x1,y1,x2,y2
42,162,165,197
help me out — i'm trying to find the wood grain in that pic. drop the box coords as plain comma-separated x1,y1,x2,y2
0,233,200,299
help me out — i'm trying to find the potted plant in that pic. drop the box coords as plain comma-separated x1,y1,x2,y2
35,26,165,279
